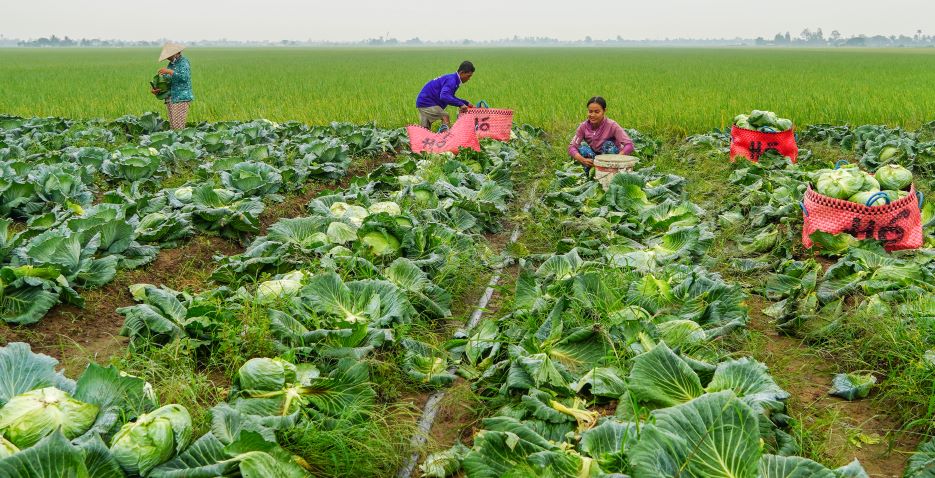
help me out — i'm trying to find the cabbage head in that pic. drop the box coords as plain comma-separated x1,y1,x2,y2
171,186,194,204
326,221,357,244
883,190,910,201
0,436,18,458
150,73,170,100
875,164,913,191
0,387,99,448
880,145,899,162
360,228,401,256
220,161,282,197
848,191,889,207
110,404,193,476
235,358,299,392
775,118,793,131
733,114,752,130
734,110,793,131
412,187,438,205
329,202,369,226
233,358,313,414
608,305,652,323
368,201,402,216
257,271,305,302
858,173,880,193
816,170,864,200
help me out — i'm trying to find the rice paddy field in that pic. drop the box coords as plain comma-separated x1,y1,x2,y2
3,47,935,478
3,47,935,135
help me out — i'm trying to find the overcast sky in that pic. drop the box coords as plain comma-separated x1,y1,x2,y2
3,0,933,42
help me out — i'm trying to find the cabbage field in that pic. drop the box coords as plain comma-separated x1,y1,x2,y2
2,47,935,477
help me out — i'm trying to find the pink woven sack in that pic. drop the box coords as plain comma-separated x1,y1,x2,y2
406,118,480,154
801,184,924,251
460,100,513,141
730,126,798,163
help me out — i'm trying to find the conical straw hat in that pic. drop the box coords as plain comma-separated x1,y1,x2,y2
158,42,185,61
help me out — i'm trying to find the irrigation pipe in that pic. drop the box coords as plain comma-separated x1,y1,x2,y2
396,187,536,478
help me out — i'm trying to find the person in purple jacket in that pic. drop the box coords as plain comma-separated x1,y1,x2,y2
568,96,635,171
416,61,475,131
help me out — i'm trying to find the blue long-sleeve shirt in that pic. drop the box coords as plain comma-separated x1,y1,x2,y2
416,73,468,108
168,56,194,103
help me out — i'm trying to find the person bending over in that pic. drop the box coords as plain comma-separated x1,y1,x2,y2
415,61,475,132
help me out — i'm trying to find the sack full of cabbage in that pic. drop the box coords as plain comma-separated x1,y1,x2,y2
733,110,793,133
803,162,924,251
729,110,799,163
813,163,913,206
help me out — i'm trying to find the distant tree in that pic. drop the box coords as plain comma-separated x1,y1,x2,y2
845,35,867,47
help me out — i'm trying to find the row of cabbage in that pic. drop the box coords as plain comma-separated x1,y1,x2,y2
418,153,872,476
0,113,405,325
113,127,548,453
687,127,935,476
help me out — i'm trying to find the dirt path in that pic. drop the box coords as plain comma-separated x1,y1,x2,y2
745,296,919,477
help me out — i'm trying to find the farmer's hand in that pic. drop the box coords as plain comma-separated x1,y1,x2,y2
574,153,593,168
151,88,159,94
158,68,174,75
459,105,470,113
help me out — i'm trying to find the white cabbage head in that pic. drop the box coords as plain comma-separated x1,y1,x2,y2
0,387,99,448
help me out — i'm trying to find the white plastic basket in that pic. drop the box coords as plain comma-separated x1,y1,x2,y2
593,154,639,189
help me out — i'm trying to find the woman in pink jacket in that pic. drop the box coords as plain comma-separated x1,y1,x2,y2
568,97,634,172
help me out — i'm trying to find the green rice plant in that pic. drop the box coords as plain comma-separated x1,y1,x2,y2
4,47,935,136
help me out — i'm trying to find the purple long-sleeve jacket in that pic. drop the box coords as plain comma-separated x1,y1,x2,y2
567,118,635,157
416,73,469,108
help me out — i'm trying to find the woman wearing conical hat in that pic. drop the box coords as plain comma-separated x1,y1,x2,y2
155,42,194,130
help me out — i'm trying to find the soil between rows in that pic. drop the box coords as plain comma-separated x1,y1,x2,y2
744,295,920,477
0,236,240,373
